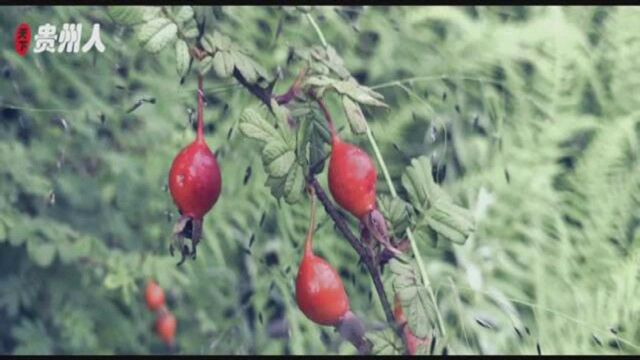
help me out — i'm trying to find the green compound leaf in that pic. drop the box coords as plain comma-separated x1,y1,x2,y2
342,95,368,134
401,156,475,245
389,258,437,339
239,108,280,143
137,18,177,53
175,39,190,78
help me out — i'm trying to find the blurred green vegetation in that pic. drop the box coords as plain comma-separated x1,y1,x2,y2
1,5,639,355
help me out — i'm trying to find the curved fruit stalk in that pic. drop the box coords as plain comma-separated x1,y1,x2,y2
316,99,400,256
394,295,430,355
168,75,222,265
145,280,166,311
155,308,177,347
295,191,350,326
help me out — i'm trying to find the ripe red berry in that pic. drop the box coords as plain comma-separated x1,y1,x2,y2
168,76,222,260
168,77,222,220
168,138,221,219
316,100,377,221
295,194,350,326
144,280,165,311
155,310,177,346
317,99,400,256
328,136,377,220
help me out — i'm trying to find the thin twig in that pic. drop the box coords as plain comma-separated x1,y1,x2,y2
309,177,406,350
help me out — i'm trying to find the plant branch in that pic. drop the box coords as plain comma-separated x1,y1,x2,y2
306,13,328,48
199,44,411,354
303,10,447,339
232,68,273,108
308,177,406,351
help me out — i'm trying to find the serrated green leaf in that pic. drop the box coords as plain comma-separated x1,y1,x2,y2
27,239,56,268
265,176,287,200
216,32,231,51
342,95,367,134
173,6,194,23
137,18,177,53
199,55,213,75
392,259,437,339
202,33,216,53
137,18,168,44
107,6,157,25
309,121,329,175
144,24,177,53
304,75,335,88
368,328,403,355
310,45,351,79
378,195,412,236
175,39,190,78
404,289,434,339
388,258,409,276
394,273,415,288
401,156,436,211
348,85,388,108
397,286,418,302
284,165,305,204
325,46,351,79
233,51,258,83
270,100,292,140
266,150,295,178
239,108,279,143
330,79,358,95
262,140,291,165
182,23,199,38
296,116,310,156
213,51,232,78
253,61,270,80
402,157,474,244
328,78,388,108
141,7,163,22
221,51,236,78
424,201,474,245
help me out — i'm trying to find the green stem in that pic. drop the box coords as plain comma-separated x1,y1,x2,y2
305,13,328,48
366,124,447,338
196,74,204,140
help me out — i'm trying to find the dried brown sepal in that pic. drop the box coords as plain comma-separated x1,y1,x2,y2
170,214,203,266
362,209,402,257
336,310,372,355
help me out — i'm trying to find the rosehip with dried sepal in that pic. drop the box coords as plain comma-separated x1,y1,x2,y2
316,99,401,256
168,75,222,265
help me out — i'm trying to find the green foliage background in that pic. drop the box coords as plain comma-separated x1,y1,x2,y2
1,5,640,355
